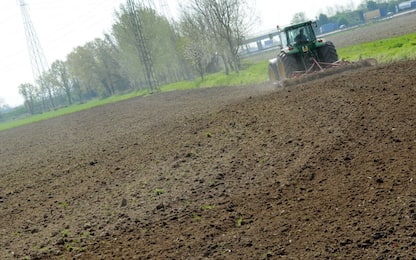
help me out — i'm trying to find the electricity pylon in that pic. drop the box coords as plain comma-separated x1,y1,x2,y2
18,0,49,82
127,0,159,93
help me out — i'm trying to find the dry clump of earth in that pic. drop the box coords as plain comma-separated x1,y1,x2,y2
0,13,415,260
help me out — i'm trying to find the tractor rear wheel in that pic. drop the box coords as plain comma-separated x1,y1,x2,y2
318,41,338,65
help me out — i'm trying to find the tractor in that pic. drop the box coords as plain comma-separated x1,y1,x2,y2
268,21,340,83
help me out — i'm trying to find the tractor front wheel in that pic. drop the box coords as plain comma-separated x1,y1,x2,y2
278,52,298,79
268,61,279,83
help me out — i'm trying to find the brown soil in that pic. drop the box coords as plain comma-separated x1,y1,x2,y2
1,15,415,260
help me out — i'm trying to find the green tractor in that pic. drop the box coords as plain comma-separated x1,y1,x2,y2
268,21,339,83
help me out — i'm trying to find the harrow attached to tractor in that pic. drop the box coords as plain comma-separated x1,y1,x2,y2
268,21,376,87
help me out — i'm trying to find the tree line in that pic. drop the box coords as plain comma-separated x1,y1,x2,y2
295,0,410,28
17,0,254,114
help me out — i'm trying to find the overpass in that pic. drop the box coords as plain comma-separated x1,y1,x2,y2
240,30,280,57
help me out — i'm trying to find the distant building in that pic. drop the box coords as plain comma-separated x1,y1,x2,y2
364,9,381,21
320,23,338,34
363,8,388,21
398,0,416,11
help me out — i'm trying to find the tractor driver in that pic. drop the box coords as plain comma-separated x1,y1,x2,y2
295,28,308,44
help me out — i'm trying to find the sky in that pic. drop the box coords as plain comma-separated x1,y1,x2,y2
0,0,362,107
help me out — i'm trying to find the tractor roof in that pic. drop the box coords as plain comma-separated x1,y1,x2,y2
279,21,314,32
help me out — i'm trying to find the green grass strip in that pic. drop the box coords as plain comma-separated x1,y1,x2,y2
338,33,416,63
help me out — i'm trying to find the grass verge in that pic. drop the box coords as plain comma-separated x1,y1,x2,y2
338,33,416,62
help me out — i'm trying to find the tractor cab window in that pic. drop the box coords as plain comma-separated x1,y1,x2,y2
296,28,308,44
304,24,316,41
279,31,288,48
289,25,316,45
288,30,298,45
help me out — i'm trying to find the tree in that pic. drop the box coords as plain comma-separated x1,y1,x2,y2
67,45,100,100
184,0,253,74
49,60,73,105
90,38,130,97
36,71,57,111
291,12,307,24
138,13,190,85
179,9,216,79
112,1,188,90
318,13,330,25
387,2,397,13
18,83,37,114
338,16,349,26
367,1,378,10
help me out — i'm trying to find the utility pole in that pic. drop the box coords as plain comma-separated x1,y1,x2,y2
127,0,159,93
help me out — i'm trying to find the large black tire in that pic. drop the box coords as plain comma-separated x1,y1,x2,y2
318,41,339,65
278,52,298,79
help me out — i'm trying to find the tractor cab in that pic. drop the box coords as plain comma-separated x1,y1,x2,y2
277,21,318,52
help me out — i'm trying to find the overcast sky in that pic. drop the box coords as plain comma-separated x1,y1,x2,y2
0,0,362,106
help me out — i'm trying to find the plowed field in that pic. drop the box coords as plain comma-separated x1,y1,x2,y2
0,13,415,260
